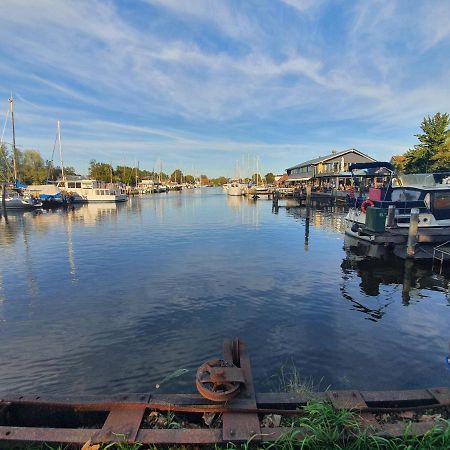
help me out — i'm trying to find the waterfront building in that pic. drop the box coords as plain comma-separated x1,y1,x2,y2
286,148,376,189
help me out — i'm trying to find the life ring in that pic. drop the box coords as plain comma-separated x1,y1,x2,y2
361,199,374,213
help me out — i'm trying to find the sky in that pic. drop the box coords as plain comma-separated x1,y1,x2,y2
0,0,450,177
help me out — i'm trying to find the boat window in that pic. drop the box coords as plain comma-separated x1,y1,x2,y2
391,189,421,202
433,192,450,210
75,182,81,188
68,182,76,188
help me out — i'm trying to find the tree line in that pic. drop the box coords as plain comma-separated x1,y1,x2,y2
391,112,450,173
0,145,76,184
0,147,276,187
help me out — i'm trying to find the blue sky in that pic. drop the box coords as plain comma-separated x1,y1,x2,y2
1,0,450,177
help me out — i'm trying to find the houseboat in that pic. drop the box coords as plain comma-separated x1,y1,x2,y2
56,178,128,203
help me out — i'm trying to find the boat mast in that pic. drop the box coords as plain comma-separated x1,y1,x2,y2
57,120,65,181
135,160,139,187
9,97,17,182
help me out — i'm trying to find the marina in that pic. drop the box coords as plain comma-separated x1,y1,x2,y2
1,1,450,445
1,190,449,400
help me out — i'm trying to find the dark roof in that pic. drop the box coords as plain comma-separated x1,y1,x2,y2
286,148,375,171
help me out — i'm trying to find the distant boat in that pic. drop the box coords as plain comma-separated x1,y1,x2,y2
227,181,245,196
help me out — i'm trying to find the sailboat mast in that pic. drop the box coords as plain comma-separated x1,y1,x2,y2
9,97,17,182
135,160,139,187
57,120,65,181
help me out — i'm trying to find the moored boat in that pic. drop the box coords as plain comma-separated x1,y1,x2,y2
56,178,128,203
344,162,450,245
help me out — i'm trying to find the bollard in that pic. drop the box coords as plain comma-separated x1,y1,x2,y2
1,183,7,217
386,205,396,227
406,208,420,258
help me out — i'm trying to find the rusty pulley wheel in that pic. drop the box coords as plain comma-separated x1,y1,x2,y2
196,359,243,402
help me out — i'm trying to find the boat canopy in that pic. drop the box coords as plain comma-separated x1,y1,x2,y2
349,162,395,172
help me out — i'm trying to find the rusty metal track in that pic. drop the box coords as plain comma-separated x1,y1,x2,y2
0,340,448,445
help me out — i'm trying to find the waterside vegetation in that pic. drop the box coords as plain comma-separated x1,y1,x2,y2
391,112,450,174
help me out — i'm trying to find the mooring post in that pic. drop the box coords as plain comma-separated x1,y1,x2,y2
306,184,312,207
1,182,7,218
406,208,420,258
386,205,396,228
272,191,279,213
304,206,310,251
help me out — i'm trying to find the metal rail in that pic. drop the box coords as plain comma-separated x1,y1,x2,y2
0,340,448,445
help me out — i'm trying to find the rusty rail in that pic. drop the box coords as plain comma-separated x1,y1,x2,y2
0,340,448,445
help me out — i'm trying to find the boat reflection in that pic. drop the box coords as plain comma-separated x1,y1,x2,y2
226,195,260,226
342,234,450,320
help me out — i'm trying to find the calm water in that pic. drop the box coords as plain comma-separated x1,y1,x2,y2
0,188,449,395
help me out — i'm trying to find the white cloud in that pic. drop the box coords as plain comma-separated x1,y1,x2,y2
0,0,449,174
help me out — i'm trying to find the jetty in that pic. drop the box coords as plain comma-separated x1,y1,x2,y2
0,340,448,446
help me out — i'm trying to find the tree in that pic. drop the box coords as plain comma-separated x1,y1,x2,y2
390,155,406,173
17,150,47,184
88,160,113,183
47,164,76,181
200,174,209,185
404,112,450,173
184,174,194,184
265,172,275,184
210,176,228,186
0,144,12,181
170,169,183,183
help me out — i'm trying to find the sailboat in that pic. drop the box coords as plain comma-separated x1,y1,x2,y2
1,97,40,210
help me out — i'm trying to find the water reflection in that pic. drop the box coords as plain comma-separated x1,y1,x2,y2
226,195,260,226
342,233,450,319
0,193,449,395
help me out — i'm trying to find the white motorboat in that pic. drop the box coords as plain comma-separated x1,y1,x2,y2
3,191,39,210
227,181,245,196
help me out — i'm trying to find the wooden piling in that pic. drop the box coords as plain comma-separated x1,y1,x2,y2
306,184,312,206
406,208,420,258
386,205,396,228
1,183,7,217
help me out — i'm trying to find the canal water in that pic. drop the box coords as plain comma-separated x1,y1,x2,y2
0,188,449,395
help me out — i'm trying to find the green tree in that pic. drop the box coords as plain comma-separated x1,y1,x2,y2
170,169,183,183
210,176,228,186
390,155,406,173
404,112,450,173
13,149,47,184
0,143,12,181
265,172,275,184
184,174,194,184
47,164,76,181
88,160,114,183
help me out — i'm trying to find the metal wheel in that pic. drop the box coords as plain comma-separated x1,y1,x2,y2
196,359,241,402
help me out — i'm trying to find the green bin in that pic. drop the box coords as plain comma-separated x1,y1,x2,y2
365,207,387,233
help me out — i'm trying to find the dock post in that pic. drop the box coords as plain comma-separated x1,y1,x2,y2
306,184,311,207
386,205,396,227
304,206,310,251
1,183,7,218
272,191,279,213
406,208,420,258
